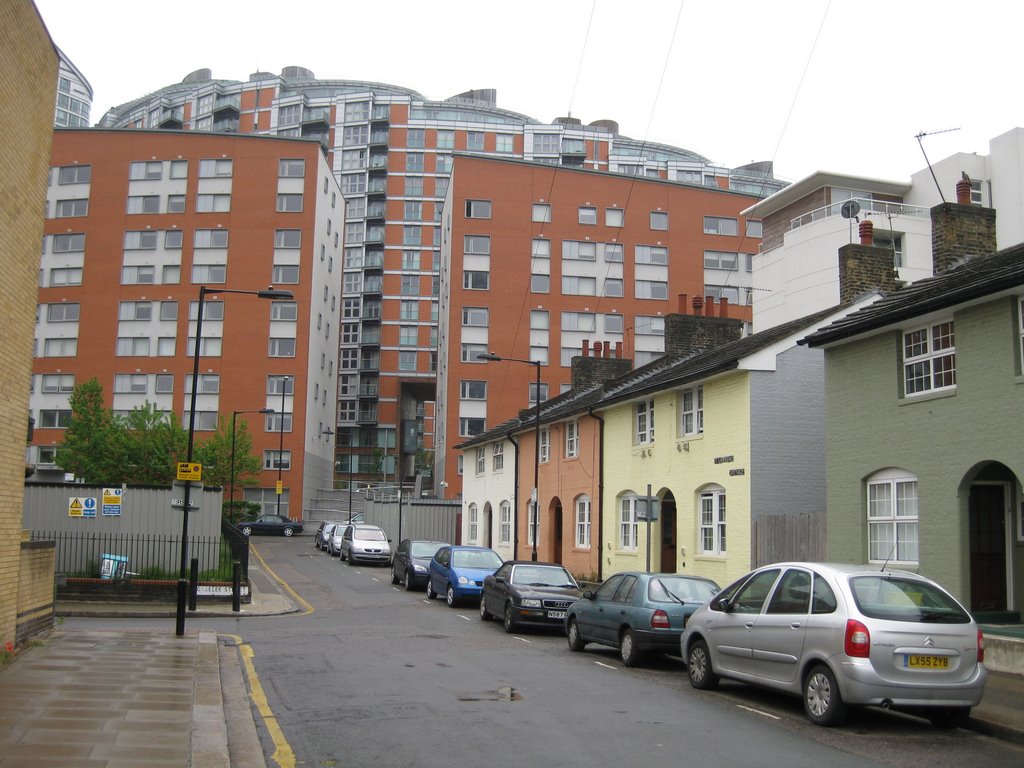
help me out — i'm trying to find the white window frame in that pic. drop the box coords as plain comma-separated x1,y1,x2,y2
475,448,486,475
468,503,479,543
499,501,511,543
575,495,591,548
539,427,550,463
565,420,579,458
635,399,655,444
619,495,638,550
680,385,703,436
699,488,727,555
867,470,919,564
492,442,504,472
903,320,956,396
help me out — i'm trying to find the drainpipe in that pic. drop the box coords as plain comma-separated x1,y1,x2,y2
507,431,520,560
588,407,605,581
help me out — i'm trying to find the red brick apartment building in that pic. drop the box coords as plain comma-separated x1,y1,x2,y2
436,155,762,494
31,129,342,518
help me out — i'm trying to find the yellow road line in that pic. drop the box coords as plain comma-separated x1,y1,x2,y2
249,542,314,615
225,634,296,768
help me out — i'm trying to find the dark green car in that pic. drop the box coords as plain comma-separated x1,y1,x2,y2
566,572,719,667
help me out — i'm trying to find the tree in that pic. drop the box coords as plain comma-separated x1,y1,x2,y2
119,404,187,485
193,415,262,517
59,379,122,484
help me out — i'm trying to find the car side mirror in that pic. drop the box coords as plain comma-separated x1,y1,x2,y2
494,576,506,584
583,590,595,600
714,597,731,612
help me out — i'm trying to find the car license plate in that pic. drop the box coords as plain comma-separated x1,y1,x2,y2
547,610,567,620
905,654,950,669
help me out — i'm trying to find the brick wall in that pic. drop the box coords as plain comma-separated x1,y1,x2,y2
931,202,997,273
0,1,58,650
17,538,55,645
838,243,898,304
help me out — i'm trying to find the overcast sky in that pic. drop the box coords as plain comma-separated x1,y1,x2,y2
34,0,1023,183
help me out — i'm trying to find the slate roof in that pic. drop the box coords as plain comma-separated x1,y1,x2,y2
802,242,1024,347
455,305,841,450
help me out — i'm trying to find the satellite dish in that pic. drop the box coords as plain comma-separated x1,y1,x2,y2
840,200,861,220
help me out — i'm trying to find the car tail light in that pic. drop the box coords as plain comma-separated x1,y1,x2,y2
977,629,985,664
651,609,671,630
844,619,870,658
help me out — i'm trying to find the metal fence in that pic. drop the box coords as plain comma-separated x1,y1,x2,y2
31,530,237,581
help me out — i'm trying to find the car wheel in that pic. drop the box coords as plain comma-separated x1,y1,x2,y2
620,628,643,667
347,553,356,566
446,584,457,607
391,565,401,585
503,604,517,634
240,525,253,536
687,638,719,690
315,539,321,550
928,706,971,729
803,664,848,726
566,618,587,652
403,570,414,591
480,596,491,621
426,579,437,599
283,527,294,537
339,547,346,562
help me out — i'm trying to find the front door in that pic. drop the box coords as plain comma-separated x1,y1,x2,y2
969,484,1007,611
661,496,677,572
552,500,563,564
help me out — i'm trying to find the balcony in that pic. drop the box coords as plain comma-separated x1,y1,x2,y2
371,105,390,123
363,275,383,294
361,302,382,321
369,130,390,147
358,378,379,398
212,96,241,118
366,202,386,220
364,226,385,245
302,106,331,127
789,197,927,232
363,250,384,269
359,354,380,372
367,178,388,197
357,408,378,424
561,142,586,157
212,117,239,133
368,153,389,174
360,328,381,346
158,108,184,129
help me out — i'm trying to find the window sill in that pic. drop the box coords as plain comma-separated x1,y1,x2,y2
898,388,956,406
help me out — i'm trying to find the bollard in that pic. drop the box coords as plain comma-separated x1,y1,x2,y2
188,557,199,611
232,560,241,612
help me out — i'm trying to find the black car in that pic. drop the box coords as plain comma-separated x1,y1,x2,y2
479,561,581,633
238,514,303,537
391,539,448,590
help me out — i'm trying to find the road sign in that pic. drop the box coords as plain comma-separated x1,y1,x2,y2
170,480,202,510
176,462,202,481
102,487,123,516
276,480,283,494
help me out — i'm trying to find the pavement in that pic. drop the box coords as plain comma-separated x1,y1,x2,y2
1,546,1023,767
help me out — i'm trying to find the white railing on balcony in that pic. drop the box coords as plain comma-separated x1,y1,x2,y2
790,198,928,231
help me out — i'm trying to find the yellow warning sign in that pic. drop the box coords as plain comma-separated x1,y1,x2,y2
275,480,283,494
176,462,202,481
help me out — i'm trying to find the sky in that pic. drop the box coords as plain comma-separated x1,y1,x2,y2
34,0,1024,183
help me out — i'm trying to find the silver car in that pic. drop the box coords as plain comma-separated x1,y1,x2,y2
680,562,986,727
340,524,392,565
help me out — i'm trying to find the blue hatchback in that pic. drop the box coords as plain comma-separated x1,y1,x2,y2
426,545,503,607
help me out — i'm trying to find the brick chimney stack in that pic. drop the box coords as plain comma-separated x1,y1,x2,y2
837,219,898,304
931,178,997,274
571,339,632,390
665,298,743,357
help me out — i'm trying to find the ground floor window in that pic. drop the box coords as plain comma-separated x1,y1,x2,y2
699,487,726,555
867,470,919,564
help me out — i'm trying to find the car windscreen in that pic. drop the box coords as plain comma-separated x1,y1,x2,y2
649,577,719,604
411,542,444,558
511,566,575,587
451,550,503,569
849,575,971,623
354,528,386,541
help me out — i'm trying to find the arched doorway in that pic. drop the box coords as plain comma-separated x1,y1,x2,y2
483,502,493,549
550,497,563,564
660,491,677,572
969,481,1010,612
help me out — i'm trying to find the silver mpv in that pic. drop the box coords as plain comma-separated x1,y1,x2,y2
681,562,986,727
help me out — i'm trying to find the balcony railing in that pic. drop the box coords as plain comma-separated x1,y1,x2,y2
790,197,928,231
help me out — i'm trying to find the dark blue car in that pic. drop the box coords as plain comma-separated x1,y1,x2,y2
426,545,503,606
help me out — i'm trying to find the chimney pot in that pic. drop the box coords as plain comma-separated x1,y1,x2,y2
859,219,874,245
692,295,704,314
582,339,590,357
705,296,716,317
719,296,730,317
678,294,688,314
603,341,611,358
615,341,623,358
594,343,602,358
956,179,972,206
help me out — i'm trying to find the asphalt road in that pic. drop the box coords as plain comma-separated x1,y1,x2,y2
68,537,1024,768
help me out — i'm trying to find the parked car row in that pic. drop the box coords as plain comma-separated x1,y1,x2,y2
308,531,988,729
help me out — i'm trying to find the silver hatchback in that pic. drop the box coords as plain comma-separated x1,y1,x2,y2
681,562,986,727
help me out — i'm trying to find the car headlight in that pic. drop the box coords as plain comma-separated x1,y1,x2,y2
412,563,427,572
521,598,542,608
458,575,469,585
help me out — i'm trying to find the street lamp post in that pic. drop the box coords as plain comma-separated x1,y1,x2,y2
276,375,291,518
177,285,293,637
229,408,273,521
478,352,542,561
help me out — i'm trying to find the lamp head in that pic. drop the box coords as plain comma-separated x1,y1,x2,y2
258,287,294,300
476,352,503,362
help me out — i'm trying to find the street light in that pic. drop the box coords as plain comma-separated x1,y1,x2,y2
177,285,293,637
477,352,542,561
276,375,291,518
229,408,273,521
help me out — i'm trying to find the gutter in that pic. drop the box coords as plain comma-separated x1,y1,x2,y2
588,407,605,581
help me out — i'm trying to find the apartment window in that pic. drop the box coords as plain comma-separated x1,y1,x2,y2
405,176,423,196
530,310,549,331
565,420,579,458
465,199,492,219
463,271,490,290
197,194,231,213
267,375,294,397
274,229,301,249
680,385,704,436
402,226,421,246
563,241,596,261
161,266,179,285
126,196,159,214
277,194,303,212
344,101,369,121
578,206,597,225
401,251,421,271
160,230,181,249
705,285,741,304
604,279,623,297
42,338,77,357
462,307,489,326
704,250,739,270
603,243,623,262
58,165,91,184
459,418,486,437
189,302,224,324
154,374,173,394
635,399,655,444
699,488,727,555
168,160,187,179
464,235,490,255
487,442,503,474
602,209,623,228
194,229,228,248
636,280,668,300
704,216,739,236
167,195,185,213
531,239,550,260
401,275,419,295
539,428,550,463
116,337,150,356
279,159,305,178
466,132,484,151
113,374,148,394
528,382,549,404
191,264,226,283
47,303,80,322
531,274,550,293
198,159,233,178
399,326,418,346
129,161,162,180
50,268,82,286
341,174,366,194
117,301,151,321
436,129,455,149
123,231,157,250
562,276,596,296
435,154,453,174
867,471,919,564
405,153,424,173
264,450,292,471
533,134,559,153
461,343,488,363
650,211,669,230
635,245,668,265
399,351,417,371
904,321,955,395
271,302,298,321
121,265,155,285
576,495,591,548
532,203,551,223
269,338,296,357
41,374,74,393
636,316,665,336
496,134,514,153
52,233,85,253
55,199,88,217
272,264,300,284
461,380,487,400
186,336,221,356
619,495,638,550
400,301,419,321
561,312,596,332
38,409,72,429
407,128,425,148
